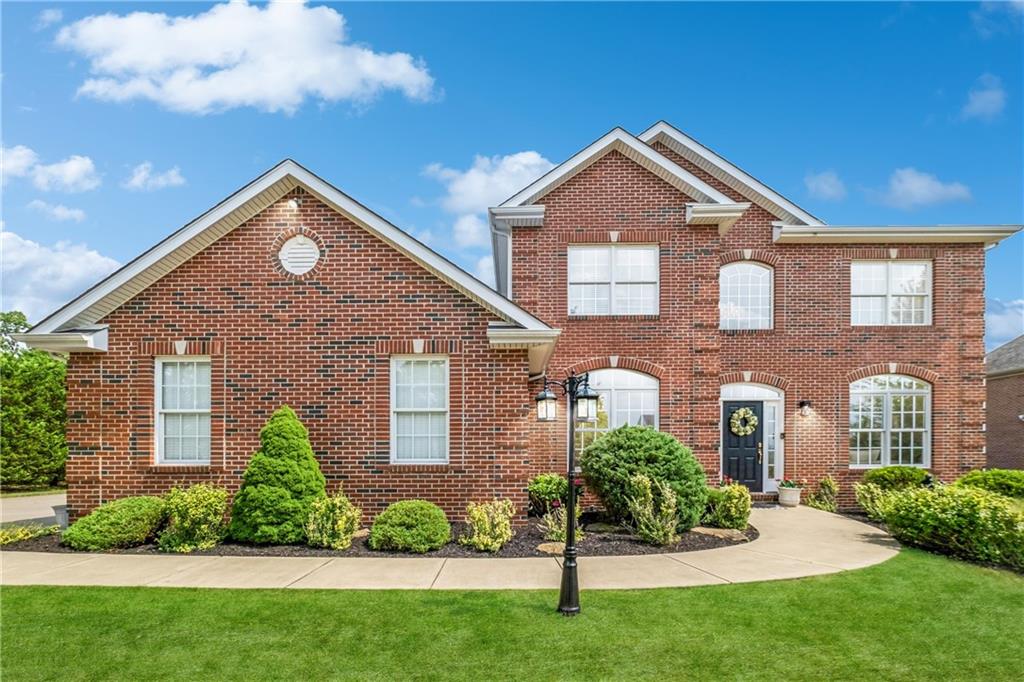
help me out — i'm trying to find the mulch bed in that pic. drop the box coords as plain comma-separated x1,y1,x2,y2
3,518,758,559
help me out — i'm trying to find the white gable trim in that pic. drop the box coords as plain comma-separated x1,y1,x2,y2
639,121,825,226
499,128,735,208
28,160,554,335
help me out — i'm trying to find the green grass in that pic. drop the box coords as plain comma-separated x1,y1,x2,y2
2,550,1021,681
0,487,65,498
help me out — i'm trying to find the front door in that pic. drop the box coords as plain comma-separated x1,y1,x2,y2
722,401,763,492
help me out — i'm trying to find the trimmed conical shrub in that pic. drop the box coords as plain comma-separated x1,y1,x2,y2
229,406,326,544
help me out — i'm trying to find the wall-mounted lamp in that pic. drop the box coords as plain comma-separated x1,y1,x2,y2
287,198,302,210
798,399,812,417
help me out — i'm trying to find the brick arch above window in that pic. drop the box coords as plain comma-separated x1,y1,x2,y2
719,371,791,392
846,363,940,385
561,356,666,380
719,249,780,268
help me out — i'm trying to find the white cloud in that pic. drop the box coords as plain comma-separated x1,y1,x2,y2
961,73,1006,121
804,170,846,201
122,162,186,191
880,168,971,209
0,230,119,323
474,256,495,288
971,1,1024,39
986,298,1024,350
35,9,63,30
1,145,39,183
425,151,554,248
30,155,101,192
27,200,86,223
55,0,435,115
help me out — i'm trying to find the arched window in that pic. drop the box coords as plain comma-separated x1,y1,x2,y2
849,374,931,467
720,262,773,330
575,369,659,452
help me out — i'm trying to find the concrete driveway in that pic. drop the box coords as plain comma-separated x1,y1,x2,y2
1,493,65,526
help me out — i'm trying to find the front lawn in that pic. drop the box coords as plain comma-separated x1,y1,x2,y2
2,550,1021,681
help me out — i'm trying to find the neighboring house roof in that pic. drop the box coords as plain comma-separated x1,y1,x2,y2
19,160,560,368
987,335,1024,378
638,121,825,226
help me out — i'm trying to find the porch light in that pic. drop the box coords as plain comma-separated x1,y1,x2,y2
798,399,812,417
535,387,557,421
575,383,600,423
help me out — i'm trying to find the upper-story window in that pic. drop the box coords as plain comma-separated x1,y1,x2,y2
851,261,932,326
719,262,773,330
155,357,211,464
568,245,659,316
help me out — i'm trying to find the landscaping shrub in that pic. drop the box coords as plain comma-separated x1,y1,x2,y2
0,523,58,546
883,485,1024,570
854,482,895,521
459,499,515,552
625,474,678,546
369,500,450,553
580,425,707,530
527,473,568,515
157,484,228,553
62,496,167,551
229,406,327,544
305,491,362,550
538,504,584,543
806,476,840,513
955,469,1024,500
703,483,752,529
862,466,930,491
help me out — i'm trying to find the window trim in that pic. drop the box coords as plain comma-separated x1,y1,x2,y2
154,355,212,465
850,260,933,327
848,374,932,469
719,261,774,330
566,244,660,317
389,355,450,465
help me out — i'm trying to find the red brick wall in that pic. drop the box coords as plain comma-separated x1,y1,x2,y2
986,373,1024,469
512,147,987,506
65,188,534,522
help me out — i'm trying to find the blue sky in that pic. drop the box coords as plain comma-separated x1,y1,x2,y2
2,1,1022,347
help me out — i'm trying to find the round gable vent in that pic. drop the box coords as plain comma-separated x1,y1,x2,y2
279,235,321,275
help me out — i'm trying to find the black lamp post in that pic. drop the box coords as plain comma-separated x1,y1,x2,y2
535,372,599,616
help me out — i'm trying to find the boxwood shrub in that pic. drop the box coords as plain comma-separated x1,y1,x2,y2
580,425,707,530
862,465,930,491
369,500,451,553
703,483,752,530
158,483,228,553
883,485,1024,570
62,496,167,551
955,469,1024,500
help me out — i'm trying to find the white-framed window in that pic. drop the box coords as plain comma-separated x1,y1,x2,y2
575,369,659,453
568,245,659,316
851,261,932,326
719,262,773,330
849,374,931,468
390,356,449,464
155,357,211,464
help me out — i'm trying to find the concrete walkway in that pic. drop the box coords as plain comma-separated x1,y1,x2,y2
0,506,899,590
1,493,65,526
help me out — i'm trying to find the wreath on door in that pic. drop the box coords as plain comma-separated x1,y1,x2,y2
729,407,758,437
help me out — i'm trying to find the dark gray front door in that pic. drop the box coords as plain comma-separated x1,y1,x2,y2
723,401,763,492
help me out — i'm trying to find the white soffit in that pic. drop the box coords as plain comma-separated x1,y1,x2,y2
686,202,752,235
639,121,825,226
773,224,1022,246
27,160,554,336
499,128,736,208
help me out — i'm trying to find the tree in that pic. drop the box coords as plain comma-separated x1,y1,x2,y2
228,406,326,544
0,310,68,488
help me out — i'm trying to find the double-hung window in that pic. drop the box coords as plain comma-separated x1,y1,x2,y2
851,261,932,325
568,245,659,316
849,374,931,467
391,356,449,463
156,357,211,464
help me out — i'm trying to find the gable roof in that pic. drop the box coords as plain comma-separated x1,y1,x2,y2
638,121,825,226
499,127,736,208
26,159,554,336
987,334,1024,377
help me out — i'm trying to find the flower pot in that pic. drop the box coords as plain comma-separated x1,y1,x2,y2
53,505,69,529
778,487,801,507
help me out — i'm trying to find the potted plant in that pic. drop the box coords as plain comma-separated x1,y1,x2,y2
777,478,804,507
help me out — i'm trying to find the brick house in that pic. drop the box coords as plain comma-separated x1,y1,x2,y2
20,122,1021,519
985,335,1024,470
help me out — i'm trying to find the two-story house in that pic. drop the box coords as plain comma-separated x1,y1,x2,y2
20,122,1020,519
